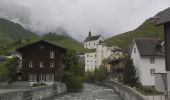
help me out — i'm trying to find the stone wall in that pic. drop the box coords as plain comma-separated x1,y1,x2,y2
0,81,30,89
0,82,67,100
95,81,166,100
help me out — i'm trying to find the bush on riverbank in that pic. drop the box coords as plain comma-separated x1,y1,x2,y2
85,65,107,82
64,72,83,92
63,50,84,92
0,57,19,83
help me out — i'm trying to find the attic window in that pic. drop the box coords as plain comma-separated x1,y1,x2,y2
50,51,54,58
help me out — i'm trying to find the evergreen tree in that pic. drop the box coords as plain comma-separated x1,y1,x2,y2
0,57,19,83
123,56,138,87
63,50,84,92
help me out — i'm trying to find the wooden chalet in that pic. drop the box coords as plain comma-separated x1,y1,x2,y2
16,40,66,85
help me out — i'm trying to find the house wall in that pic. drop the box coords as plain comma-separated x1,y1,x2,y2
131,42,166,87
131,43,143,84
20,42,65,82
85,52,97,72
84,37,103,49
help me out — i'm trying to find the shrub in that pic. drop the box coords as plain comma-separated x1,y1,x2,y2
85,71,95,83
63,72,83,92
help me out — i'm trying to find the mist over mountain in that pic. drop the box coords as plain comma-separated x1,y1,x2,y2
0,0,170,41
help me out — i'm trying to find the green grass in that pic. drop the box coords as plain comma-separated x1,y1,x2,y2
136,88,165,95
106,20,164,50
0,18,37,42
43,33,83,52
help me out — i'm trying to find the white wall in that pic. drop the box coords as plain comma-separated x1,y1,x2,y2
131,43,143,84
85,52,97,72
84,37,103,49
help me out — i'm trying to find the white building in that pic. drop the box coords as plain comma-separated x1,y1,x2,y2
84,32,115,72
131,38,167,92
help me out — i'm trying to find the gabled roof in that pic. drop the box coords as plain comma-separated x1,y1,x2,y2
134,38,164,57
156,7,170,25
84,35,101,42
16,40,67,53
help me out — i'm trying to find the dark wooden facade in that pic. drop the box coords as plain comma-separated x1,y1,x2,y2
164,23,170,71
17,40,66,82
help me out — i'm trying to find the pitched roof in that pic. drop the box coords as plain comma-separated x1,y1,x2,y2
156,7,170,25
84,35,101,42
16,40,67,53
134,38,164,56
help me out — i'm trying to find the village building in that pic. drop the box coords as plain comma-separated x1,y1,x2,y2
16,40,66,85
130,38,166,92
84,31,118,72
107,49,125,80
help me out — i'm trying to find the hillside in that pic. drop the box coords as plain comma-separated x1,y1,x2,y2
0,18,83,55
43,33,83,52
106,19,164,50
0,18,38,45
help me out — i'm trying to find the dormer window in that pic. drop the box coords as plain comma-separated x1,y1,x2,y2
50,61,54,67
50,51,54,58
29,61,33,68
40,61,45,67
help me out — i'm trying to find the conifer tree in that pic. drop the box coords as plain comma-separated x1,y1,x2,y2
123,56,138,87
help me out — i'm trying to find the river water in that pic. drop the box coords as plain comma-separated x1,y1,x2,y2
53,83,123,100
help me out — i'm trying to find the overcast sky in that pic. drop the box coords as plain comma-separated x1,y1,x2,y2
0,0,170,41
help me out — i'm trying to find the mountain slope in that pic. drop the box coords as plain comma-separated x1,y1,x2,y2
0,18,82,55
0,18,38,45
43,33,83,52
106,19,164,50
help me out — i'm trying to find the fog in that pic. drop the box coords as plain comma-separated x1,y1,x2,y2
0,0,170,41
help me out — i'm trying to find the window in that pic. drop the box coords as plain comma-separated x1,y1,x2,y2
29,61,33,68
134,48,136,53
50,51,54,58
39,74,45,81
87,54,89,57
150,57,155,64
46,73,54,81
40,61,45,67
29,73,36,81
150,69,155,75
50,61,54,67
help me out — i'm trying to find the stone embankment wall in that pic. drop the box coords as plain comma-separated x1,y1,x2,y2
95,81,166,100
0,82,67,100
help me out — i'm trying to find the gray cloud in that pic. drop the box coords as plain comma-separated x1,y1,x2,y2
0,0,170,41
